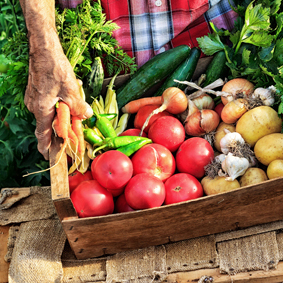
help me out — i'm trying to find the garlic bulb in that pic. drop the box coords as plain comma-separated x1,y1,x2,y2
215,153,226,163
221,153,250,181
251,86,276,106
220,131,245,154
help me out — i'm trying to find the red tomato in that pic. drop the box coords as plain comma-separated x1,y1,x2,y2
90,154,102,178
68,170,93,194
124,173,165,209
92,150,133,190
70,180,114,218
131,143,176,182
148,116,185,152
107,186,125,197
114,193,135,213
176,137,214,179
119,128,147,137
134,104,173,133
164,173,203,205
214,102,224,118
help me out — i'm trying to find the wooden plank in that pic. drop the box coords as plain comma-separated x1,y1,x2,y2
49,135,77,221
0,225,11,283
61,177,283,259
164,261,283,283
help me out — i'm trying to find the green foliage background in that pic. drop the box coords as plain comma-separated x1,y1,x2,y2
0,0,136,189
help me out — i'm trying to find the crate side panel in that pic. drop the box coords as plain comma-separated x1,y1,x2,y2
62,178,283,259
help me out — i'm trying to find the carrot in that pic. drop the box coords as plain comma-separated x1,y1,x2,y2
72,116,85,155
121,96,162,114
68,125,79,152
52,101,79,153
53,101,70,140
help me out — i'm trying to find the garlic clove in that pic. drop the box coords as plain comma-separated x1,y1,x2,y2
221,153,250,181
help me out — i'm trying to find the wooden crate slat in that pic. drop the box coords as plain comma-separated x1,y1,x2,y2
61,178,283,259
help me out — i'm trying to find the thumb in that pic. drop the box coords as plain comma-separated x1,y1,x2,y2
70,98,93,119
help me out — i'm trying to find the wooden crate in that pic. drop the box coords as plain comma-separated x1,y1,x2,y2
50,138,283,260
49,57,283,260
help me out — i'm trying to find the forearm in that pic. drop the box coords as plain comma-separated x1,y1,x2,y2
19,0,63,56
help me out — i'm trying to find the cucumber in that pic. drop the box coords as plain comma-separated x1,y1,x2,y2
202,50,228,87
154,47,201,96
116,45,191,109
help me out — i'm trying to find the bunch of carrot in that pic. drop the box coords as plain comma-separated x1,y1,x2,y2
52,101,85,157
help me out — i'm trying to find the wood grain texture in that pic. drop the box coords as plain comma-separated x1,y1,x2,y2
60,178,283,259
0,225,11,283
49,135,77,221
164,261,283,283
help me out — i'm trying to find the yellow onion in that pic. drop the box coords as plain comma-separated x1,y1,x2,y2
221,98,248,124
221,78,254,105
184,99,220,136
192,93,215,110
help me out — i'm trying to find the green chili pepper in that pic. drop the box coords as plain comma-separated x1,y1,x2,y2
92,109,117,138
116,139,152,156
82,113,117,128
83,128,104,146
92,136,151,157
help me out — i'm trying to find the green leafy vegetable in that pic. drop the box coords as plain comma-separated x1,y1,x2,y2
55,0,137,79
197,0,283,97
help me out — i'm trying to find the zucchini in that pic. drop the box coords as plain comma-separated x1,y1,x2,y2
202,50,228,87
116,45,191,109
88,57,104,98
154,47,201,96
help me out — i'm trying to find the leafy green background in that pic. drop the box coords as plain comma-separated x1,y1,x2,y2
0,0,50,188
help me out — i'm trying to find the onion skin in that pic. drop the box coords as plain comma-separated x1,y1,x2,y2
192,94,215,110
221,98,248,124
184,109,220,136
221,78,254,105
162,87,188,114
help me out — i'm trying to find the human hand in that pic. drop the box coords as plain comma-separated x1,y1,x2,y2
25,35,93,160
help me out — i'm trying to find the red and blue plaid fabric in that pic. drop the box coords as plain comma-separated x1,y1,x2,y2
58,0,238,67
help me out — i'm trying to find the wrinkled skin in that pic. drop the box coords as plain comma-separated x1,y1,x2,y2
19,0,93,159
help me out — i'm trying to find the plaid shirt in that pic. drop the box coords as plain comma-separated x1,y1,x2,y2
59,0,237,67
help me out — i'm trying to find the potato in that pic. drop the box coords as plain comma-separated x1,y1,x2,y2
236,106,282,147
201,176,240,196
239,167,268,187
254,133,283,166
267,159,283,179
214,122,236,152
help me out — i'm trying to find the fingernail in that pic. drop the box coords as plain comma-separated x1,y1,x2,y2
84,106,93,118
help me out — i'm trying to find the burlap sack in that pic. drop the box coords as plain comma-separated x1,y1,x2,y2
4,225,20,263
8,219,66,283
106,245,167,283
0,186,56,225
217,231,279,275
276,231,283,261
165,235,219,273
